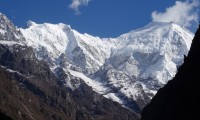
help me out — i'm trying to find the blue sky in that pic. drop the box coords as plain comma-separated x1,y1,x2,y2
0,0,199,37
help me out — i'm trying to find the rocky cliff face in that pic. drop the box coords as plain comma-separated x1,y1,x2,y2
0,35,139,120
141,25,200,120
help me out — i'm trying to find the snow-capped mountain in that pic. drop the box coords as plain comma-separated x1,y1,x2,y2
20,21,114,74
0,13,194,112
0,13,139,120
19,20,193,112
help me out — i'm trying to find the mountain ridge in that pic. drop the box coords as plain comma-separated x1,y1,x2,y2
19,18,194,112
0,12,194,113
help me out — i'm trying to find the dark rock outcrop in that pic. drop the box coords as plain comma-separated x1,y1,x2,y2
0,111,12,120
141,25,200,120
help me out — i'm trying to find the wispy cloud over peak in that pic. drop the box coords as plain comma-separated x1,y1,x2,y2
69,0,92,15
151,0,199,27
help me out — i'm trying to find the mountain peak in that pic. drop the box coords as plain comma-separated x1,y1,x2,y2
25,21,72,31
0,13,25,42
26,20,37,27
144,21,185,28
0,13,14,30
145,21,174,27
0,13,8,20
125,21,189,35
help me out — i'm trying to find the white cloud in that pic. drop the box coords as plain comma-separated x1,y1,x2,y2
69,0,92,15
152,0,199,27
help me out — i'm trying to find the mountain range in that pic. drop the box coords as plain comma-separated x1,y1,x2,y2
0,13,195,119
